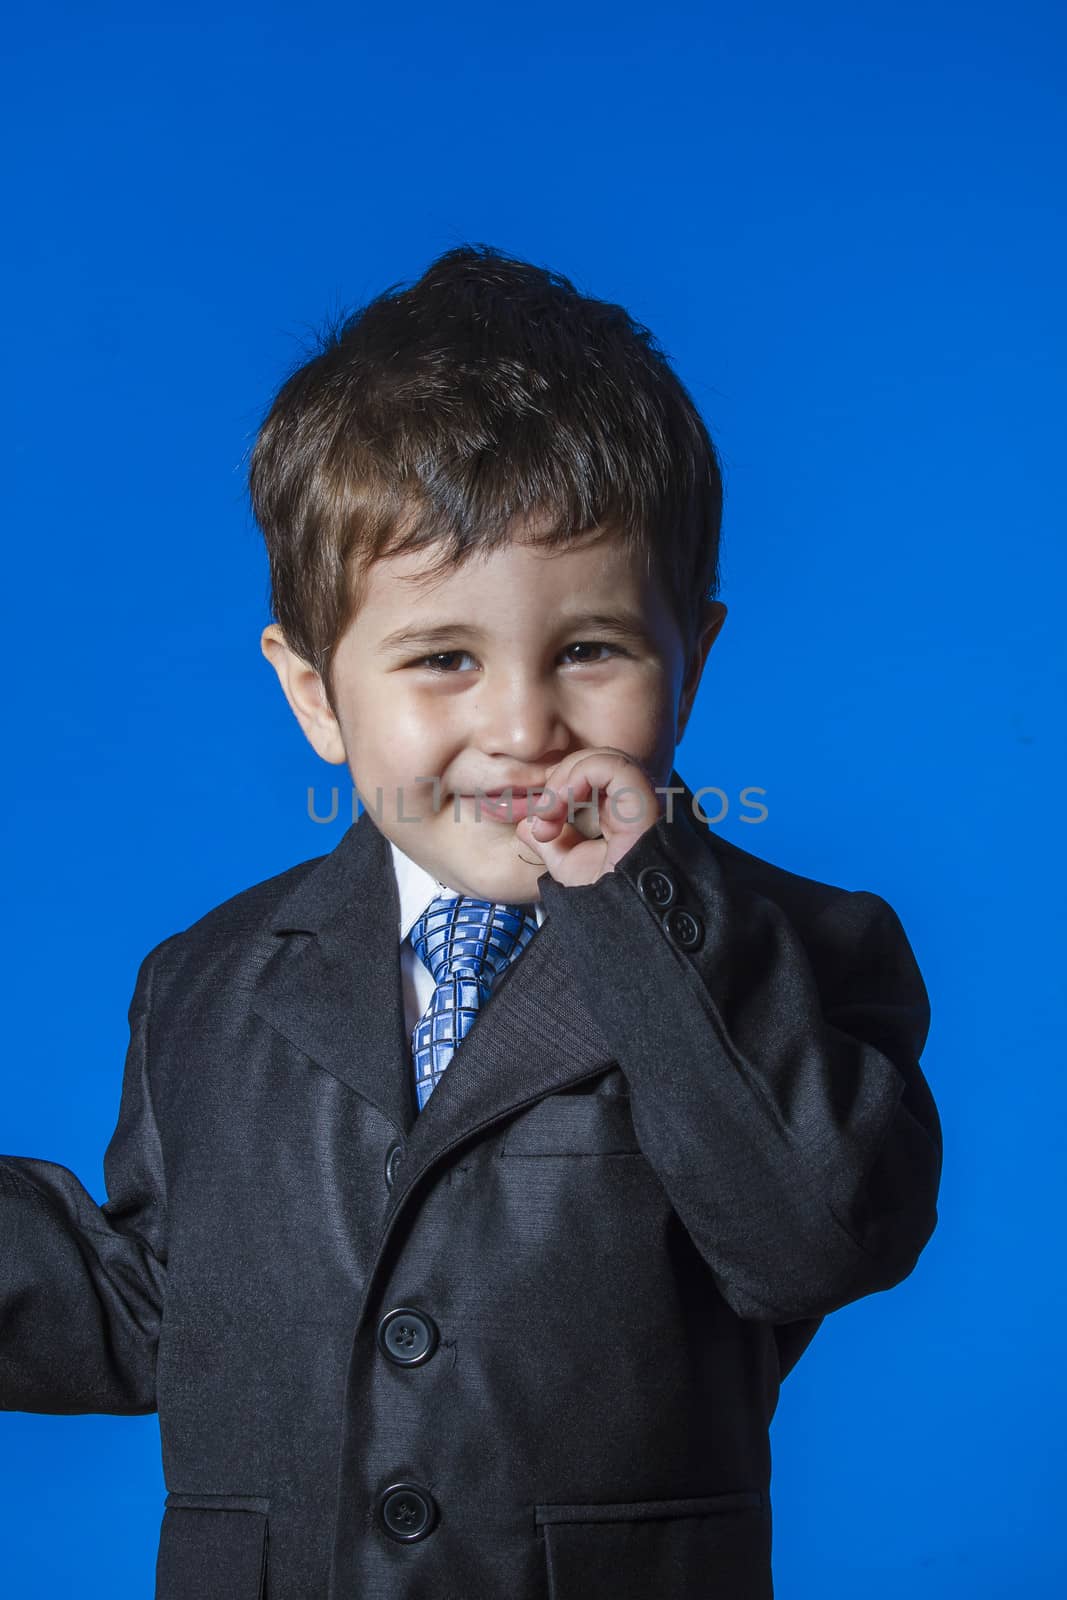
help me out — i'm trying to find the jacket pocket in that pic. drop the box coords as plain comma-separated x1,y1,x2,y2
156,1494,270,1600
501,1091,644,1155
535,1492,772,1600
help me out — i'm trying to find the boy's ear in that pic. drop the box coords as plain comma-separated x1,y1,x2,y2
260,624,348,765
677,601,727,741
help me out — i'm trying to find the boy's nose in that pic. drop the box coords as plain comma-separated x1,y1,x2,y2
474,675,570,763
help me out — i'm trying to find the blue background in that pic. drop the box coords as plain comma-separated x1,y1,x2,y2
2,1,1063,1593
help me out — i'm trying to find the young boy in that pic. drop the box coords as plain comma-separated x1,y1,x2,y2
0,244,942,1600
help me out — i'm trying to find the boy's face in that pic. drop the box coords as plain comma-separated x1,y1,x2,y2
262,518,725,905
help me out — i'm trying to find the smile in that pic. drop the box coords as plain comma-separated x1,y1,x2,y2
462,792,536,822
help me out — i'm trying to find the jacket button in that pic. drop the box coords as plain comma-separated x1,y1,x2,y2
636,866,676,908
663,905,704,951
377,1307,439,1366
384,1142,404,1189
379,1482,438,1541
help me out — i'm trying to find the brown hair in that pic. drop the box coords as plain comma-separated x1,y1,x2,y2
247,243,725,715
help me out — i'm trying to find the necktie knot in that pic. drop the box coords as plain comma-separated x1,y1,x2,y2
409,894,538,991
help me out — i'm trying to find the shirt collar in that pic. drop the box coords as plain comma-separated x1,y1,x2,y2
389,836,546,946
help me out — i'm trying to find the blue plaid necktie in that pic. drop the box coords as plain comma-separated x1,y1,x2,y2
408,894,539,1112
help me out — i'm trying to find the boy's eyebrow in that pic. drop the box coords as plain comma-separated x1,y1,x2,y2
376,610,655,655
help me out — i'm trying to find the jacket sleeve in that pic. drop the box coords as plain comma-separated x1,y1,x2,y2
0,941,169,1414
536,808,943,1325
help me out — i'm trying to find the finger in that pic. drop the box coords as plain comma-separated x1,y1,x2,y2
559,755,657,835
521,818,590,878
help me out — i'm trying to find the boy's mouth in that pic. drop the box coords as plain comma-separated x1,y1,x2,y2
466,789,534,821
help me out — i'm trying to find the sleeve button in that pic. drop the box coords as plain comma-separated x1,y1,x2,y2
636,866,676,908
663,906,704,951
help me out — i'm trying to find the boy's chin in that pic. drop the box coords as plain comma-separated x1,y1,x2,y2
436,836,546,905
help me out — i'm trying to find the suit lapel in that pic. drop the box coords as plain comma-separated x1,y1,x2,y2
248,813,415,1136
248,803,618,1170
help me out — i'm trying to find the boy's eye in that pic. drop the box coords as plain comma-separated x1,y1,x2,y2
412,642,623,674
563,640,621,664
416,650,477,673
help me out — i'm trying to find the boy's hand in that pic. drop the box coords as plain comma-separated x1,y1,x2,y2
513,749,664,886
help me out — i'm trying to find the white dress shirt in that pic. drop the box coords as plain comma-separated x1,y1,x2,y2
389,837,547,1042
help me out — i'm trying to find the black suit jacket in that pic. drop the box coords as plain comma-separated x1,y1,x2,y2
0,769,941,1599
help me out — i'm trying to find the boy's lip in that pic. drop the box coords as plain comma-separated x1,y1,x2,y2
475,782,542,793
463,785,545,800
461,789,537,821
